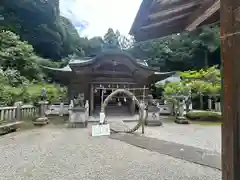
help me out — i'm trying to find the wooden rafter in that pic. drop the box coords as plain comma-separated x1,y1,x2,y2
148,1,200,20
186,0,220,31
141,12,191,30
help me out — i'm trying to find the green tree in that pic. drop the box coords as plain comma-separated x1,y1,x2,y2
0,30,42,81
103,28,121,49
1,0,86,60
128,25,220,71
161,66,221,109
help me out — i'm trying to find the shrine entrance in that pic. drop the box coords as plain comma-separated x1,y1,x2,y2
90,83,148,116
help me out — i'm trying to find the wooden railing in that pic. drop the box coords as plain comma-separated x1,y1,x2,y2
0,104,38,125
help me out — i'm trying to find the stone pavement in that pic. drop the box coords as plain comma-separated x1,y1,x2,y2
110,133,221,170
0,127,221,180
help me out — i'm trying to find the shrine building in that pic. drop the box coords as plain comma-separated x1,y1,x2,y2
43,50,174,115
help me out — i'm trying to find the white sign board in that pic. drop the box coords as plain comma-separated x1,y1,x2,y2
92,124,110,137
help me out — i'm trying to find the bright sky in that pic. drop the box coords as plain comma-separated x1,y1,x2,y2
60,0,142,38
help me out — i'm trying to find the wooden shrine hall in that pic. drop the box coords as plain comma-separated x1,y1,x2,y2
43,50,174,115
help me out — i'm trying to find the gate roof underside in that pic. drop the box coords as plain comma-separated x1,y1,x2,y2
130,0,220,41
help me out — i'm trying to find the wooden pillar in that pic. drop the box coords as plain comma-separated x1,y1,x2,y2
221,0,240,179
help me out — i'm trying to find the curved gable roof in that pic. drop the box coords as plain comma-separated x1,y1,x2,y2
69,50,159,71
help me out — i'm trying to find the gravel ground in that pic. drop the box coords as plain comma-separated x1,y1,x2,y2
126,120,221,153
0,127,221,180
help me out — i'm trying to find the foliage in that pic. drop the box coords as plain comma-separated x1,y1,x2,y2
160,66,221,107
186,110,221,122
128,25,220,71
0,30,44,81
0,30,67,106
24,83,67,105
180,66,221,96
0,67,67,106
0,83,67,106
103,28,133,51
1,0,85,60
180,65,221,82
162,82,190,97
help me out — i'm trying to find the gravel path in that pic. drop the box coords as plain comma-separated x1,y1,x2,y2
0,127,221,180
126,121,221,153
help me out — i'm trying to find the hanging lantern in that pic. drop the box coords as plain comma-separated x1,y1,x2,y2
95,89,98,93
100,84,102,88
117,98,120,102
124,97,127,102
108,84,110,88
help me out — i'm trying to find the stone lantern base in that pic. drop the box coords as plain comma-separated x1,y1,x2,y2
34,117,49,126
33,101,49,126
67,121,88,128
175,116,190,124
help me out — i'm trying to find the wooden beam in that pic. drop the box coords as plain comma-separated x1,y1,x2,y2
148,1,199,20
141,12,191,30
221,0,240,179
186,0,220,31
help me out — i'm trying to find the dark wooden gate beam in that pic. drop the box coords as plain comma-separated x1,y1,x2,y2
186,0,220,31
221,0,240,179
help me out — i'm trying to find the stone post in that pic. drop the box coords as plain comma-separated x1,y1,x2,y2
189,101,193,111
139,101,145,134
215,102,221,112
85,100,89,123
208,98,212,110
14,102,22,121
59,102,64,117
34,101,49,126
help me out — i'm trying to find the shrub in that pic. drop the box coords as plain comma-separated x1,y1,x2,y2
26,83,67,104
186,110,222,122
0,82,67,106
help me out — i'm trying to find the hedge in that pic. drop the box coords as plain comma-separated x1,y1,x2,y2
186,110,222,122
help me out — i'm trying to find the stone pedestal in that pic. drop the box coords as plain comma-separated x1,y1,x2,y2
175,102,189,124
68,110,88,128
34,101,49,126
68,101,89,128
144,112,163,126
